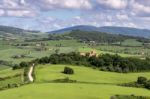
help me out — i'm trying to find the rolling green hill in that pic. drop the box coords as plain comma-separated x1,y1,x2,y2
0,65,150,99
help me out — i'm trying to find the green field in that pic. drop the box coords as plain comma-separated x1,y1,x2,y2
0,65,150,99
0,39,150,99
0,83,150,99
0,39,149,65
0,68,23,88
79,47,140,57
121,39,142,47
0,40,82,64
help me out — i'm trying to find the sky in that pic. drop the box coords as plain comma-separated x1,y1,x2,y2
0,0,150,31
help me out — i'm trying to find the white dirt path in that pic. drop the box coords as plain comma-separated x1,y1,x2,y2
28,65,34,82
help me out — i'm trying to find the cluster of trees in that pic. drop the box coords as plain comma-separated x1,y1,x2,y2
39,52,150,73
13,52,150,73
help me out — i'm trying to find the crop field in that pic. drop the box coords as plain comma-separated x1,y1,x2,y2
0,65,150,99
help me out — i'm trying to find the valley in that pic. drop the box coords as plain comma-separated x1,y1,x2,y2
0,26,150,99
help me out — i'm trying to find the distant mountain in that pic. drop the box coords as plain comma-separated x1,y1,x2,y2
0,25,25,34
0,25,41,34
49,25,98,34
48,25,150,38
99,26,150,38
0,25,44,40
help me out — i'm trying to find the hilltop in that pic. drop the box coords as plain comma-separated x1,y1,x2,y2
48,25,150,38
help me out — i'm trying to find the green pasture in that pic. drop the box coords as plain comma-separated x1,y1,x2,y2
121,39,142,47
0,65,150,99
78,47,140,57
0,68,23,88
35,65,150,84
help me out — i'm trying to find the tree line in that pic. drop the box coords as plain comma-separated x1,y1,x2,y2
13,52,150,73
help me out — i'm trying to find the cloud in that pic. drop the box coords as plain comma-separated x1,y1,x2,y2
131,1,150,17
0,0,149,31
34,0,92,10
96,0,128,10
116,14,129,20
0,0,37,17
6,10,36,17
0,9,5,15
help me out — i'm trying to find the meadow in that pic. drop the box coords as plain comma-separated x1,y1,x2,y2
0,65,150,99
0,39,149,65
0,39,150,99
0,68,23,89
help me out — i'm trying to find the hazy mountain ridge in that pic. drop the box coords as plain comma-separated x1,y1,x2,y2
49,25,150,38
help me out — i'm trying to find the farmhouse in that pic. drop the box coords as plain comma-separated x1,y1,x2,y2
80,50,97,57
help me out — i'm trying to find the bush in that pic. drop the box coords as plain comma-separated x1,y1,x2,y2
145,80,150,89
12,64,20,70
137,76,147,84
53,77,77,83
20,62,28,68
63,67,74,74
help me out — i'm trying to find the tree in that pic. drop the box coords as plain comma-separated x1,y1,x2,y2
63,67,74,74
137,76,147,84
145,80,150,89
55,49,60,54
20,62,28,67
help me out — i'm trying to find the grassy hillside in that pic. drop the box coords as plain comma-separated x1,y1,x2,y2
121,39,143,47
35,65,150,84
0,65,150,99
0,68,23,89
0,83,150,99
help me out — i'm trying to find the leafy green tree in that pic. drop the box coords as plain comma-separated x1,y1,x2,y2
137,76,147,84
63,67,74,74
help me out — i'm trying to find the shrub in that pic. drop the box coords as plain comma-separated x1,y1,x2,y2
63,67,74,74
145,80,150,89
137,76,147,84
20,62,28,68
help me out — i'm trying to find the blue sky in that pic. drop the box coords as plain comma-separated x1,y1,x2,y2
0,0,150,31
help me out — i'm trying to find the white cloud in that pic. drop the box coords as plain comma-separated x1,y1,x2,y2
116,14,129,20
0,0,37,17
35,0,92,10
96,0,127,9
6,10,36,17
133,3,150,13
0,9,5,15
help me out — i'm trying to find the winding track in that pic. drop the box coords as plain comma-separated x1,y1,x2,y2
28,64,34,82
